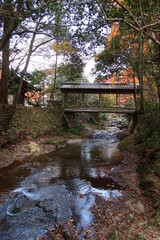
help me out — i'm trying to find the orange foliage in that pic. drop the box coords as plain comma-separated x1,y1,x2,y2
25,90,41,101
107,23,120,43
105,69,139,84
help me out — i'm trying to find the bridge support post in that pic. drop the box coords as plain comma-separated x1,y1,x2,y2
81,92,84,107
99,94,102,107
115,93,121,107
116,94,118,108
62,93,64,108
62,92,68,108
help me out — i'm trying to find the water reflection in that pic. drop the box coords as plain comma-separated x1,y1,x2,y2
0,126,123,229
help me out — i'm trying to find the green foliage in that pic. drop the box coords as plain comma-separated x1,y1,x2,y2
54,128,64,136
8,80,19,94
107,230,118,240
145,102,160,114
25,70,46,86
6,129,16,143
57,54,84,84
99,113,108,121
67,124,85,135
135,113,160,151
119,135,134,153
123,97,135,109
95,35,128,76
130,235,147,240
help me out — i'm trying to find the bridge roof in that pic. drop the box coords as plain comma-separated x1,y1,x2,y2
60,83,140,94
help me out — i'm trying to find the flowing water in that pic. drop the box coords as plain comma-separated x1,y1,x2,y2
0,126,124,239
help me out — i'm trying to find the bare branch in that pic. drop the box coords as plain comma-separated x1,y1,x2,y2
140,22,160,31
115,0,140,28
139,0,145,25
123,19,139,31
32,37,55,53
144,31,160,46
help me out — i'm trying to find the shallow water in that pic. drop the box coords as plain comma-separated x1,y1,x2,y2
0,126,123,238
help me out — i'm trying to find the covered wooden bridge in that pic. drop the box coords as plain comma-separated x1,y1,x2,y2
60,83,140,114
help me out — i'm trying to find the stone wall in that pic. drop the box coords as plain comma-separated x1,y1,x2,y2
0,103,62,138
0,104,13,133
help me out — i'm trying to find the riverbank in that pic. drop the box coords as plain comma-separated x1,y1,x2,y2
0,114,128,169
43,134,160,240
37,116,160,239
0,129,90,169
1,115,159,239
0,119,128,239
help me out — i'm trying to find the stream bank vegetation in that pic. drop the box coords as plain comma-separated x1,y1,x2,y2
119,112,160,236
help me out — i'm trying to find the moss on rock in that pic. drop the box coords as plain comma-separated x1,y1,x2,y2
153,158,160,177
118,135,134,153
134,113,160,151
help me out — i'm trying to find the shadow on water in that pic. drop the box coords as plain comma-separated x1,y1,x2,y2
0,126,124,239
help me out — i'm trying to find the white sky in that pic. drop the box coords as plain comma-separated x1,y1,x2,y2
84,58,95,82
27,54,96,83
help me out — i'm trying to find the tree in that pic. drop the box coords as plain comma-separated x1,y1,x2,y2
94,0,160,110
51,41,76,95
57,53,84,84
0,0,56,103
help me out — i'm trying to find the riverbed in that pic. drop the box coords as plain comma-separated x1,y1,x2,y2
0,125,159,239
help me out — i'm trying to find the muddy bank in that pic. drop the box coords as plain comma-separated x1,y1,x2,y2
0,131,89,169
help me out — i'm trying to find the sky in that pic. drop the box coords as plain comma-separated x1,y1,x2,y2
27,54,96,83
84,58,95,82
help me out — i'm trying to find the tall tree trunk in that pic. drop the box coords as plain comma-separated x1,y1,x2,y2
157,83,160,105
51,52,58,100
3,24,38,131
54,52,58,94
0,20,10,104
133,68,137,112
139,31,144,113
0,0,23,52
13,25,38,106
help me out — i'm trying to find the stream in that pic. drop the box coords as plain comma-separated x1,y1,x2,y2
0,126,124,240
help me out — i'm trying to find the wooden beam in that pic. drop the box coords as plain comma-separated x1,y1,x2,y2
64,107,136,114
99,94,102,107
81,92,84,107
116,94,118,108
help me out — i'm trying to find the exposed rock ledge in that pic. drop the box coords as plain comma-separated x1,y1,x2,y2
0,135,85,169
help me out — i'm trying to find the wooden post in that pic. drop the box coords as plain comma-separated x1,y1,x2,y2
119,94,120,107
62,92,65,109
99,94,101,107
81,92,84,107
116,94,118,108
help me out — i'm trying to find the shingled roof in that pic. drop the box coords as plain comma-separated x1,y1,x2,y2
60,83,140,94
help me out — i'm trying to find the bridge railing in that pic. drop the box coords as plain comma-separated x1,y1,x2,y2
63,94,136,110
